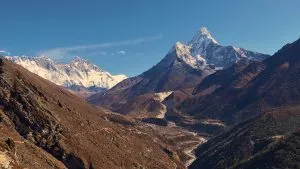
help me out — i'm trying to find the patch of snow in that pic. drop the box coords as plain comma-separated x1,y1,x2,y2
189,27,218,47
215,67,224,71
168,42,215,75
153,91,173,119
233,46,247,58
200,119,226,127
153,91,173,102
271,135,285,140
156,105,167,119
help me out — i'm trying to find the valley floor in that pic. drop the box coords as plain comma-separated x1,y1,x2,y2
142,121,208,167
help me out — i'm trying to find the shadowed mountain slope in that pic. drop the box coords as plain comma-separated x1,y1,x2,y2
180,38,300,127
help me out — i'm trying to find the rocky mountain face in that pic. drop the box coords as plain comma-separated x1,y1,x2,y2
6,56,127,97
0,58,189,169
88,27,269,117
0,109,66,169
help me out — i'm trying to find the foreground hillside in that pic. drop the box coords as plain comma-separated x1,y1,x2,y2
0,109,66,169
0,58,185,169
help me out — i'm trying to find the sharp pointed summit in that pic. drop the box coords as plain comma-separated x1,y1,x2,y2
189,27,218,47
200,27,211,35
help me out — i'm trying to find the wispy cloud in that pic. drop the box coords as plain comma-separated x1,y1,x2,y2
116,50,126,55
0,50,10,55
38,34,163,60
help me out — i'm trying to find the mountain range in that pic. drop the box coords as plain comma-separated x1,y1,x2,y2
5,56,127,97
0,27,299,169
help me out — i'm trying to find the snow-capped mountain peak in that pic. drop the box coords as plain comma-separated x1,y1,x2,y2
68,56,102,72
189,27,218,47
164,27,269,75
70,56,91,65
6,56,127,89
200,27,211,36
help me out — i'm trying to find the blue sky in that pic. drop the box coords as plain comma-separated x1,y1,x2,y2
0,0,299,76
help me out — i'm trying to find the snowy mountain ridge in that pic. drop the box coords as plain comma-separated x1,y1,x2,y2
5,55,127,89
